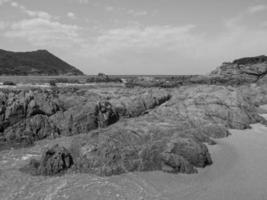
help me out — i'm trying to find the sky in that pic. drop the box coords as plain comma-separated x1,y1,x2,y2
0,0,267,75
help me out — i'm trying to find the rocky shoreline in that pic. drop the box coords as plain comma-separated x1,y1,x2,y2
1,55,267,179
0,83,266,177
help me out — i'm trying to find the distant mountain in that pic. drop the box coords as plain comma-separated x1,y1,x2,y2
0,49,84,75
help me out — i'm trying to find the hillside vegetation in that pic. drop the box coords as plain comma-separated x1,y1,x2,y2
0,49,83,76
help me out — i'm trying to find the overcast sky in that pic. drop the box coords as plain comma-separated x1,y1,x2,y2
0,0,267,75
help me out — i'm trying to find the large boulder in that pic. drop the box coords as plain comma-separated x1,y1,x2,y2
68,123,212,176
160,153,197,173
164,137,212,168
25,144,73,176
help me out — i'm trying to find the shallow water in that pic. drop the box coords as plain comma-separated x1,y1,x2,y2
1,122,267,199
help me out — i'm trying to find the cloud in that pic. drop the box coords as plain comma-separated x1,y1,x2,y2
224,4,267,29
1,2,81,48
105,6,114,11
76,24,197,58
104,5,148,17
25,10,52,20
10,2,53,20
0,21,8,30
10,1,18,7
261,21,267,27
4,17,82,48
72,13,267,74
72,0,88,4
126,10,148,17
0,0,10,6
2,1,267,74
248,4,267,14
67,12,76,19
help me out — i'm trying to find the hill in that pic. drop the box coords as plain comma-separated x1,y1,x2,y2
0,49,84,75
210,55,267,82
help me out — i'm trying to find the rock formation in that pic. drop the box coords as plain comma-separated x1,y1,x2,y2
22,144,73,175
21,84,266,176
210,55,267,82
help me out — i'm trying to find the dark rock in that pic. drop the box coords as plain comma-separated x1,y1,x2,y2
210,55,267,82
95,101,119,128
49,80,57,87
28,144,74,176
4,114,59,143
160,153,197,174
3,81,16,86
68,127,211,176
233,55,267,65
26,114,59,139
18,130,35,146
164,138,212,168
86,73,122,83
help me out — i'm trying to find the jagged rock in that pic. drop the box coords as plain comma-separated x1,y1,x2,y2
210,55,267,82
239,84,267,107
68,125,211,176
9,84,267,178
86,73,122,83
4,114,58,143
31,92,62,116
95,101,119,128
26,144,73,175
39,145,73,175
164,138,212,168
233,55,267,65
154,85,265,131
49,103,98,136
0,90,61,131
26,114,59,139
160,153,197,173
110,89,171,117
